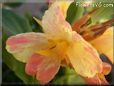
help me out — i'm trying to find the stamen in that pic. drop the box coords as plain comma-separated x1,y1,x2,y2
49,45,56,49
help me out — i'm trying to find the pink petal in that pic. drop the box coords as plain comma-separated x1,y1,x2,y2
25,53,60,84
36,63,60,84
25,53,44,76
6,33,51,62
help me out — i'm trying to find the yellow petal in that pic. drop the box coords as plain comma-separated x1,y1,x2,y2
67,32,102,77
48,0,72,18
6,33,52,63
42,1,72,41
91,27,113,63
58,0,73,18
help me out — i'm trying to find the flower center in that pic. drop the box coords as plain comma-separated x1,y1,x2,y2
53,40,69,59
36,40,69,60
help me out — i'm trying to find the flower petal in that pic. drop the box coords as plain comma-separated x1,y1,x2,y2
91,27,113,63
102,62,111,75
42,1,72,41
6,33,51,62
83,74,109,85
83,62,111,85
67,32,102,77
25,53,60,84
58,1,73,18
49,0,72,18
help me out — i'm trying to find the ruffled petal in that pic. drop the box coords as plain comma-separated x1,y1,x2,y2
42,1,72,41
102,62,111,75
25,53,60,84
83,62,111,85
67,32,102,77
6,33,51,62
91,27,113,63
83,74,109,85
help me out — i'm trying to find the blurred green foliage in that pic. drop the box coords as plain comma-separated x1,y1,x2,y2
2,9,38,84
2,9,32,35
66,2,84,25
91,7,113,23
4,3,23,8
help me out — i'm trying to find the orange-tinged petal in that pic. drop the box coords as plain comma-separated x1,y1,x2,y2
83,74,109,85
67,32,102,77
6,33,51,62
25,53,60,84
42,1,72,41
91,27,113,63
102,62,111,75
83,62,111,85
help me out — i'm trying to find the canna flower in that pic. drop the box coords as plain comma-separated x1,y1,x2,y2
6,0,113,85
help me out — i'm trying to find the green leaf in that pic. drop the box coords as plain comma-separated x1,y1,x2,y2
91,7,113,23
2,9,32,35
4,3,23,8
2,9,37,84
66,2,84,25
2,33,38,84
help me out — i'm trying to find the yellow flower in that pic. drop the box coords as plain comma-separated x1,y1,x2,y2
6,1,113,84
